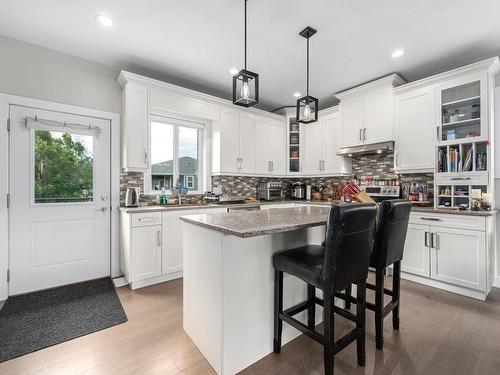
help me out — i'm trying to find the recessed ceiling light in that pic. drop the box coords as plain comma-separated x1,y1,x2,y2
391,49,405,58
96,14,113,28
230,68,239,75
293,92,301,98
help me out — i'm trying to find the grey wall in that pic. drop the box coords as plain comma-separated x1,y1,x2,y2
0,36,121,113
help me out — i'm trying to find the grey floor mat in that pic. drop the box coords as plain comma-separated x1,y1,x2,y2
0,277,127,363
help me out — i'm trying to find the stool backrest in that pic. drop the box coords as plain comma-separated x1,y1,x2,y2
370,199,412,269
323,203,377,294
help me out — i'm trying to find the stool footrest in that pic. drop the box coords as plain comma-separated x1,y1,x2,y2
366,282,394,296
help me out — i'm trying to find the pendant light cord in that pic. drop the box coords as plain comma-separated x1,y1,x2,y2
306,36,309,96
244,0,247,70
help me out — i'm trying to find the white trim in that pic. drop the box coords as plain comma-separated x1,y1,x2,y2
118,71,283,121
493,276,500,288
124,271,183,290
0,93,120,300
145,113,205,196
335,74,406,99
112,276,129,288
394,57,500,93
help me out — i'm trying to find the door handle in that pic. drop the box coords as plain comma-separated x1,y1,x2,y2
450,177,471,181
359,128,362,141
144,149,148,163
157,231,161,246
363,128,366,141
424,232,429,247
95,207,107,213
420,217,441,221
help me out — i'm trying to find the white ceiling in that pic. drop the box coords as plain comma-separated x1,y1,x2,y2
1,0,500,111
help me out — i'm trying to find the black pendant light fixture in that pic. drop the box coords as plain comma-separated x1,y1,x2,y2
296,26,318,123
232,0,259,107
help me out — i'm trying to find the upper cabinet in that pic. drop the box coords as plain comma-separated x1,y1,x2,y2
303,108,351,176
120,81,149,172
213,107,285,176
394,85,436,172
336,74,406,148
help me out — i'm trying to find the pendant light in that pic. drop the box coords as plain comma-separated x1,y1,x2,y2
232,0,259,107
296,26,318,123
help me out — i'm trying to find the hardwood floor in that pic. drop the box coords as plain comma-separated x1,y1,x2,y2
1,277,500,375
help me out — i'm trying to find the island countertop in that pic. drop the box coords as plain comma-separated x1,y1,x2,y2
179,205,331,238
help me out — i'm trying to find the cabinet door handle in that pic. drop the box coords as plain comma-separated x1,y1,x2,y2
420,217,441,221
144,149,148,163
424,232,429,247
359,128,362,141
270,161,274,172
157,231,161,246
430,233,437,249
363,128,366,141
450,177,471,181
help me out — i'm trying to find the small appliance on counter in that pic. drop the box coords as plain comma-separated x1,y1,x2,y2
257,182,283,201
290,182,305,199
125,187,140,207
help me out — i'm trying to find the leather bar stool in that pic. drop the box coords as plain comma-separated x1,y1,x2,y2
341,199,411,350
273,203,377,375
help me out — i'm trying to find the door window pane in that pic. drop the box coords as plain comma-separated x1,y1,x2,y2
150,122,174,192
34,130,94,203
178,126,199,191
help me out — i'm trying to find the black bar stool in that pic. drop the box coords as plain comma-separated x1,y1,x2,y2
341,199,411,350
273,203,377,375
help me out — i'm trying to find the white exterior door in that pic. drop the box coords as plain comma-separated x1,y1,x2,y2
9,105,111,295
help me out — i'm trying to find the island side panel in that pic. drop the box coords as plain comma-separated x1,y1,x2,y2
221,226,326,375
183,223,223,374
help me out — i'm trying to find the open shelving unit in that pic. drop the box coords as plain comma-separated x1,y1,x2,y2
288,117,301,173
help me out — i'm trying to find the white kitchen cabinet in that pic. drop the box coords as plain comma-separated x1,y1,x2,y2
363,90,394,144
254,117,286,175
162,210,197,275
430,226,486,291
340,99,364,147
239,113,256,173
400,212,492,300
130,225,162,281
268,120,286,175
336,74,405,148
401,223,431,277
303,120,323,174
303,110,351,176
394,86,436,172
219,109,241,173
120,82,149,172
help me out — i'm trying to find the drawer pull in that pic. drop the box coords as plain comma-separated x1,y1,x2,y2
420,217,441,221
450,177,471,181
138,217,156,222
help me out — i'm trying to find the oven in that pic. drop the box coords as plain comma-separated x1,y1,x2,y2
359,185,401,202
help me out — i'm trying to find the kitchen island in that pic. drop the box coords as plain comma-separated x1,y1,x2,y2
180,206,331,375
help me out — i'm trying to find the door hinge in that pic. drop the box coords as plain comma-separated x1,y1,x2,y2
6,193,10,208
7,270,10,283
6,118,10,131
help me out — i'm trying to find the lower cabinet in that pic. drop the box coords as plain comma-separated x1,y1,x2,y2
121,207,228,289
401,213,490,299
130,225,162,281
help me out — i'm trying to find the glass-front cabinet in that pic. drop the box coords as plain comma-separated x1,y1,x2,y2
437,74,487,144
288,117,301,173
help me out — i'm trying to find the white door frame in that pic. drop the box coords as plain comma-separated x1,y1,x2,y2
0,93,120,300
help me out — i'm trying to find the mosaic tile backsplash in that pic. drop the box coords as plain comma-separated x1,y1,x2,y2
120,153,434,204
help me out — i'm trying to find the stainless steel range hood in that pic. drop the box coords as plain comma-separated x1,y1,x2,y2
337,141,394,157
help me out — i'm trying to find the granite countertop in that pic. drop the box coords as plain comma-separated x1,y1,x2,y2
411,206,496,217
179,205,331,238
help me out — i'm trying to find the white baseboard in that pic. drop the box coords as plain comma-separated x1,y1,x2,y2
112,276,129,288
493,277,500,289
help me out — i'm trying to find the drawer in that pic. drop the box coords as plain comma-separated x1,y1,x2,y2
131,212,162,227
435,171,488,185
410,212,485,231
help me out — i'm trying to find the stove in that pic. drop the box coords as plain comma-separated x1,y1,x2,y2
359,185,401,202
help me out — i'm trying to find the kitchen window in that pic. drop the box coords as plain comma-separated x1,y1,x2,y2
145,115,204,194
